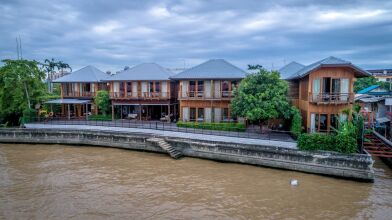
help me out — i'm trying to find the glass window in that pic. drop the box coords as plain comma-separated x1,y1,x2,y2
127,82,132,93
330,114,339,129
189,81,196,97
190,108,196,121
223,108,229,121
197,81,204,97
155,82,160,93
222,81,229,97
85,83,91,92
149,82,154,93
197,108,204,121
319,114,328,131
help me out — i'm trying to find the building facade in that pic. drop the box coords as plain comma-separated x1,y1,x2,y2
53,65,109,118
368,69,392,82
103,63,178,121
171,59,246,122
280,56,370,132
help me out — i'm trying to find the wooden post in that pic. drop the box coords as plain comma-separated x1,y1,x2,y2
67,104,70,120
139,104,142,120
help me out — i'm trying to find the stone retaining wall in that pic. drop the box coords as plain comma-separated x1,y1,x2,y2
0,128,374,181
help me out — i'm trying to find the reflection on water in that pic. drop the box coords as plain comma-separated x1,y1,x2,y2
0,144,391,219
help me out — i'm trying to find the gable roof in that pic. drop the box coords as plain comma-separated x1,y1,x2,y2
105,63,172,81
170,59,246,80
283,56,371,80
53,65,107,83
279,61,305,79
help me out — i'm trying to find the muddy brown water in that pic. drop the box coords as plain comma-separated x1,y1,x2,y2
0,144,392,220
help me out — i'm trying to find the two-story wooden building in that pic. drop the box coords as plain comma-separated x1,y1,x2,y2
103,63,177,121
52,65,108,118
170,59,246,122
279,56,370,132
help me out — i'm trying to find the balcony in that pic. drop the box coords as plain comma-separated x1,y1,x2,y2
179,91,234,100
110,92,170,100
309,93,354,104
63,91,96,98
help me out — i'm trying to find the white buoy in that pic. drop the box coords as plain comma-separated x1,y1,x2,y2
290,179,298,186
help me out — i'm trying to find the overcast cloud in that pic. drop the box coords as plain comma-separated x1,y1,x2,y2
1,0,391,72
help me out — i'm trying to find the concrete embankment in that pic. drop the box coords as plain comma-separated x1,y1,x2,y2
0,128,374,181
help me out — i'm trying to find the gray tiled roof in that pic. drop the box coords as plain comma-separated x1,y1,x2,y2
278,61,305,79
283,56,370,80
170,59,246,80
105,63,172,81
53,65,107,83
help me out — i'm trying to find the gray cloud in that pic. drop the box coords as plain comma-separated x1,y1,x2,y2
1,0,391,72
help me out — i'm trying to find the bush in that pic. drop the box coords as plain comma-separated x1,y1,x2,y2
176,121,246,132
297,132,357,154
290,107,302,138
88,114,112,121
20,108,37,124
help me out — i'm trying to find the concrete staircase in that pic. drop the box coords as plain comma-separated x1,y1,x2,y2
147,138,182,159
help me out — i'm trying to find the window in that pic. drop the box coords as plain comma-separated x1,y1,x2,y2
197,108,204,122
189,81,196,97
155,81,161,93
330,114,339,129
197,81,204,97
223,108,229,121
222,81,229,97
190,108,196,121
127,82,132,96
85,83,91,92
119,82,125,97
149,82,154,93
319,114,328,131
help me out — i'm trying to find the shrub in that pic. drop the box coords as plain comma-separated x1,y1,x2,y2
290,107,302,138
176,121,246,132
88,114,112,121
95,90,110,115
20,108,37,124
297,130,357,154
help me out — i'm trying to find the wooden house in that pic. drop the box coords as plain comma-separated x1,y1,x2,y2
279,56,370,132
170,59,246,122
103,63,177,121
53,65,108,118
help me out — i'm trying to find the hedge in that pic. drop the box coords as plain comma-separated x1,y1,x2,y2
88,114,112,121
297,132,357,154
176,121,246,132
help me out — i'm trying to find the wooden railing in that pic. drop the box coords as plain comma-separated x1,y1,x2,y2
110,92,170,99
309,93,354,104
179,91,234,99
63,91,96,97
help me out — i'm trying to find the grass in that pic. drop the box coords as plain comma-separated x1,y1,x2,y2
88,114,112,121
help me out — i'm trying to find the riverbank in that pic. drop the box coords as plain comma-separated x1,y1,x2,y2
0,128,374,181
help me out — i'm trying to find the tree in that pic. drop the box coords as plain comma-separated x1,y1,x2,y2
95,90,110,115
231,66,291,130
290,107,303,138
0,59,47,125
354,76,390,92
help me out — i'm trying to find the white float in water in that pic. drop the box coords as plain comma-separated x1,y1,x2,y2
290,179,298,186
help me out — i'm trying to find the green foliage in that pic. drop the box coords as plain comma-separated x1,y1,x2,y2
95,90,110,115
290,107,302,138
0,59,47,125
354,76,390,92
231,66,291,123
298,120,358,154
20,108,37,124
88,114,112,121
176,121,246,132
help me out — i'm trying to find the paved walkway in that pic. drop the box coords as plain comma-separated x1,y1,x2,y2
25,124,297,149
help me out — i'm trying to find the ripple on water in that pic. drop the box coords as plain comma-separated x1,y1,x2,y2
0,144,392,219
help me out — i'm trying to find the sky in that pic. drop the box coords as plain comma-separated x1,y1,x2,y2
1,0,391,73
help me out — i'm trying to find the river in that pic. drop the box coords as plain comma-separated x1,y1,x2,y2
0,144,391,220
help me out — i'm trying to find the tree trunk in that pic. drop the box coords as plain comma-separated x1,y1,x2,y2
259,120,263,133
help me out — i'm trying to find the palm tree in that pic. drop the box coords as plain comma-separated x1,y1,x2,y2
57,61,72,74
